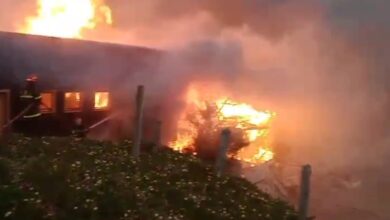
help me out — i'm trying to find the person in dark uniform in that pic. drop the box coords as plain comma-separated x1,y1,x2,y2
72,117,89,138
20,75,42,119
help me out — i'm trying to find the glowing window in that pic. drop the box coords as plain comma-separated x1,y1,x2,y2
40,92,56,113
94,92,110,110
64,92,82,112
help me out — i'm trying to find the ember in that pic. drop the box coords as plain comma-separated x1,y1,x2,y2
170,87,276,164
21,0,112,38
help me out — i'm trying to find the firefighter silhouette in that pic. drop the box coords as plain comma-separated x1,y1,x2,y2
20,75,42,119
72,117,89,138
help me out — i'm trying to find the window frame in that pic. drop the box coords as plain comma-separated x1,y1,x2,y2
40,90,57,114
93,91,110,111
64,91,83,113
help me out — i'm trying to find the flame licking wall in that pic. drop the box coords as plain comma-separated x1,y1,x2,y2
0,0,390,219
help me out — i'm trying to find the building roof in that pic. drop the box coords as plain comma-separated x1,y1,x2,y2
0,31,162,90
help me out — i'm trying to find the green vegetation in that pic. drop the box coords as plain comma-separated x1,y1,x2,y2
0,135,297,220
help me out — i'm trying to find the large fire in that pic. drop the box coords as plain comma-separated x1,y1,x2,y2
21,0,112,38
217,100,275,163
170,87,276,164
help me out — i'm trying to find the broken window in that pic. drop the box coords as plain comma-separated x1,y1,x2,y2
40,92,56,113
64,92,82,112
94,92,110,110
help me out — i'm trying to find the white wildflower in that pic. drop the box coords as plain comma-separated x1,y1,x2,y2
4,211,12,218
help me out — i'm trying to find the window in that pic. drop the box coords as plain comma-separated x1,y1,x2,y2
64,92,82,112
94,92,110,110
40,92,56,113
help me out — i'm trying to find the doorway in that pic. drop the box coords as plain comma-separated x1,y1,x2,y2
0,90,10,133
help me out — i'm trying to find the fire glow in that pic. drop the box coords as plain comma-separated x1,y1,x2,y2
94,92,109,110
170,87,276,164
64,92,81,111
21,0,112,38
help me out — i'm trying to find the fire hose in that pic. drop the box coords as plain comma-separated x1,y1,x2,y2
2,101,59,130
2,103,117,133
87,113,119,130
1,103,34,130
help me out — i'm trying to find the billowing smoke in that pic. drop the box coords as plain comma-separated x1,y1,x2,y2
98,1,390,219
109,0,319,39
0,0,389,219
137,39,244,142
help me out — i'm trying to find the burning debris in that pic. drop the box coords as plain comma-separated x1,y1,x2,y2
170,87,275,165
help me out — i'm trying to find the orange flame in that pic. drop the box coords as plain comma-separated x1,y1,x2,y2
170,87,276,164
94,92,109,110
217,99,275,163
169,88,202,152
21,0,112,38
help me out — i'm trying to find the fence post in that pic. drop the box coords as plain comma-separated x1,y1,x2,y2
153,120,162,152
215,128,231,176
132,85,144,158
298,164,312,220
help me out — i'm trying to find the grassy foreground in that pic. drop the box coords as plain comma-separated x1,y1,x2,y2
0,135,297,220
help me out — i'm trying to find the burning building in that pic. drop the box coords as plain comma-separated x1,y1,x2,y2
0,31,162,138
0,31,276,165
0,0,279,162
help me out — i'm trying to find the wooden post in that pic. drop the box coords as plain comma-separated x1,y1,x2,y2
298,164,312,220
153,120,162,152
215,128,231,176
132,85,144,158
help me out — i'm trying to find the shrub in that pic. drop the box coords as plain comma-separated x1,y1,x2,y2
0,135,297,220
